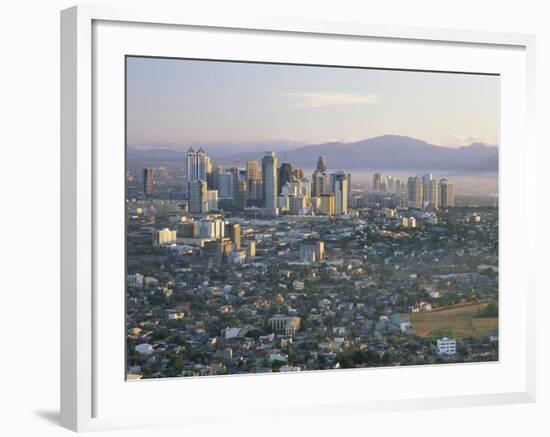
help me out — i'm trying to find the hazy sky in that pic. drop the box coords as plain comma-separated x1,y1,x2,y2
126,56,499,149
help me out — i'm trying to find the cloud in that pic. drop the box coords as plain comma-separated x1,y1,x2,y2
452,133,495,146
286,92,379,108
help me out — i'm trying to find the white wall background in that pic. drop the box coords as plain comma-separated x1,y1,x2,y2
0,0,547,435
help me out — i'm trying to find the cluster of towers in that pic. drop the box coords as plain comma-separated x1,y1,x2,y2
372,172,405,194
371,172,454,209
406,174,454,209
182,148,351,216
142,147,352,216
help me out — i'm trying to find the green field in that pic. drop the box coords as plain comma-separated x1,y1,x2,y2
406,303,498,339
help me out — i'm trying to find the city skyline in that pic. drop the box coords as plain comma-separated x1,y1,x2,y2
125,57,499,380
127,57,499,149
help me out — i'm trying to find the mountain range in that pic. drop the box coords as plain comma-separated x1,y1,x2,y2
128,135,498,173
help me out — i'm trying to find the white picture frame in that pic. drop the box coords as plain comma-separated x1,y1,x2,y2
61,5,536,432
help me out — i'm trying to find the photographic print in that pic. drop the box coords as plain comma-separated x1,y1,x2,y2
125,57,499,380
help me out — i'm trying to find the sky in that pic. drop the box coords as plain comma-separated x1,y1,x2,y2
126,56,499,149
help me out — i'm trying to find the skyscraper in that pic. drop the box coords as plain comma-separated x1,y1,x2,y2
143,168,154,196
207,190,219,211
422,174,433,203
312,156,329,198
218,172,234,198
422,173,433,186
315,156,327,173
332,171,348,215
312,173,328,198
347,172,352,204
292,168,304,181
197,147,209,182
247,179,263,205
188,180,208,213
426,179,439,209
245,160,260,181
407,176,424,209
387,176,395,193
186,147,210,184
320,193,335,216
186,147,198,182
439,178,455,208
395,178,404,193
373,173,384,193
233,180,248,211
278,163,294,195
262,152,278,214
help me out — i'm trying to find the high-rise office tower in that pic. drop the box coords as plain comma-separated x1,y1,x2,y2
278,163,294,195
197,147,209,182
218,172,234,198
422,174,433,203
347,172,352,204
373,173,384,193
245,160,260,181
143,168,154,196
332,171,348,215
312,156,328,198
207,190,219,211
426,179,439,209
386,176,395,193
315,156,327,174
320,193,335,216
186,147,198,182
312,173,328,198
186,147,209,184
233,180,248,211
293,168,304,181
247,179,263,204
395,178,404,193
262,152,278,214
208,165,222,191
245,161,261,206
188,180,208,213
228,166,240,184
439,178,455,208
407,176,424,209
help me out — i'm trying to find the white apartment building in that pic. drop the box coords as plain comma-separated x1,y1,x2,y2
437,337,457,355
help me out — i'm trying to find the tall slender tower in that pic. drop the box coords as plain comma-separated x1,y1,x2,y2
278,163,294,195
373,173,384,193
186,146,210,188
245,160,260,181
186,147,198,182
332,171,348,215
422,173,433,204
197,147,208,181
143,168,154,196
439,179,455,208
188,180,208,213
407,176,424,209
312,156,328,198
262,152,278,214
427,179,439,209
233,180,248,211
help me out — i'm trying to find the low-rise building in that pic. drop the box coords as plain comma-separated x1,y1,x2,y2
437,337,457,355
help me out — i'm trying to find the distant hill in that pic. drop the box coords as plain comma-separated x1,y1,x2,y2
128,135,498,173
